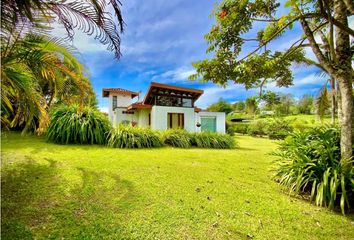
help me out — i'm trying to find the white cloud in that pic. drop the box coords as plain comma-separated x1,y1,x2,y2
294,73,327,86
195,83,256,108
151,67,196,83
99,107,108,113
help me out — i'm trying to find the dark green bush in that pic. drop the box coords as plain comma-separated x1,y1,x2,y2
107,125,163,148
267,119,293,140
46,105,111,144
273,126,354,214
162,129,192,148
232,123,250,135
190,132,236,149
247,119,268,136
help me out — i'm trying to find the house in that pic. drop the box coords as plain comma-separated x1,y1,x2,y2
102,82,225,133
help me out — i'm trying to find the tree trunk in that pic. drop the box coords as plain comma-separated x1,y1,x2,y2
334,0,353,159
337,81,342,124
330,79,336,124
336,75,353,159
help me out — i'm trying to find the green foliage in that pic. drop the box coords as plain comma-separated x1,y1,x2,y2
273,126,354,214
107,125,163,148
247,119,268,136
245,96,258,114
231,123,250,135
266,119,293,139
162,129,236,149
207,98,233,114
274,94,295,116
161,129,192,148
297,95,314,114
46,105,111,145
1,0,124,59
233,101,246,112
316,87,330,121
261,90,280,110
229,118,293,139
190,132,236,149
1,33,95,134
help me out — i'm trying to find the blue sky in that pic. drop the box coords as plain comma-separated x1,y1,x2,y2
53,0,353,112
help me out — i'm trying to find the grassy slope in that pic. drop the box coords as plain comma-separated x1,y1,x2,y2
1,133,353,240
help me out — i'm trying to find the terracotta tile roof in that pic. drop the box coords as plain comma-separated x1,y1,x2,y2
102,88,139,98
127,102,152,110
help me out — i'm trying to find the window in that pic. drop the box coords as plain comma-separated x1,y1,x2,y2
154,96,193,108
112,96,117,110
182,98,192,107
167,113,184,129
122,111,134,114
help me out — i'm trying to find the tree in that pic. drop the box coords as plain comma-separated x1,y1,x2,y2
233,101,246,112
316,86,330,121
190,0,353,158
260,90,281,110
1,0,124,58
275,94,295,116
245,96,258,115
1,0,123,133
297,95,314,114
1,33,93,133
207,98,233,114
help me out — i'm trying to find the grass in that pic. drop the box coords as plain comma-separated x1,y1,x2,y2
1,132,353,239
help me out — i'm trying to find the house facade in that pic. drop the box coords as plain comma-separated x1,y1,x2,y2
102,82,225,133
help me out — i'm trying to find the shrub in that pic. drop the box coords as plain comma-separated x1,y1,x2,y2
273,126,354,214
233,123,250,135
107,125,163,148
247,119,268,136
161,129,192,148
226,127,235,136
190,132,236,149
46,105,111,144
266,119,293,140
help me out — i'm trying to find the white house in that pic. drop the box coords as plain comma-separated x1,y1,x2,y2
102,82,225,133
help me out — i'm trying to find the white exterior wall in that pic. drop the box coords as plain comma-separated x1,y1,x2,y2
151,106,196,132
137,109,150,127
195,111,226,133
112,107,138,127
108,93,134,122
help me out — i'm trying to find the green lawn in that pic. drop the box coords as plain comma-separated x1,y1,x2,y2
1,133,353,239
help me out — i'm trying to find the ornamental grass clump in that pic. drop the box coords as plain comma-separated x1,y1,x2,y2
272,126,354,214
162,129,192,148
190,132,236,149
46,105,112,145
107,125,163,148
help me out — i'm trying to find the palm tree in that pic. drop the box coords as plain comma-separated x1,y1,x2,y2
1,31,92,133
1,0,124,58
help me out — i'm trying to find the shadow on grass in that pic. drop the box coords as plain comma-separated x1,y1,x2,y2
1,157,137,239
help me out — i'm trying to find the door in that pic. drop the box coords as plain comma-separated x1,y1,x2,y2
201,117,216,132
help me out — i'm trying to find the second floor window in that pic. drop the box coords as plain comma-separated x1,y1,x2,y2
112,96,117,110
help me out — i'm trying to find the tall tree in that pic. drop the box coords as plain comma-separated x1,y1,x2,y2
260,90,281,110
245,96,258,115
297,95,314,114
207,98,233,114
233,101,246,112
190,0,353,158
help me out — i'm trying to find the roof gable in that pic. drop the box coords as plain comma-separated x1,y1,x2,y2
102,88,139,98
